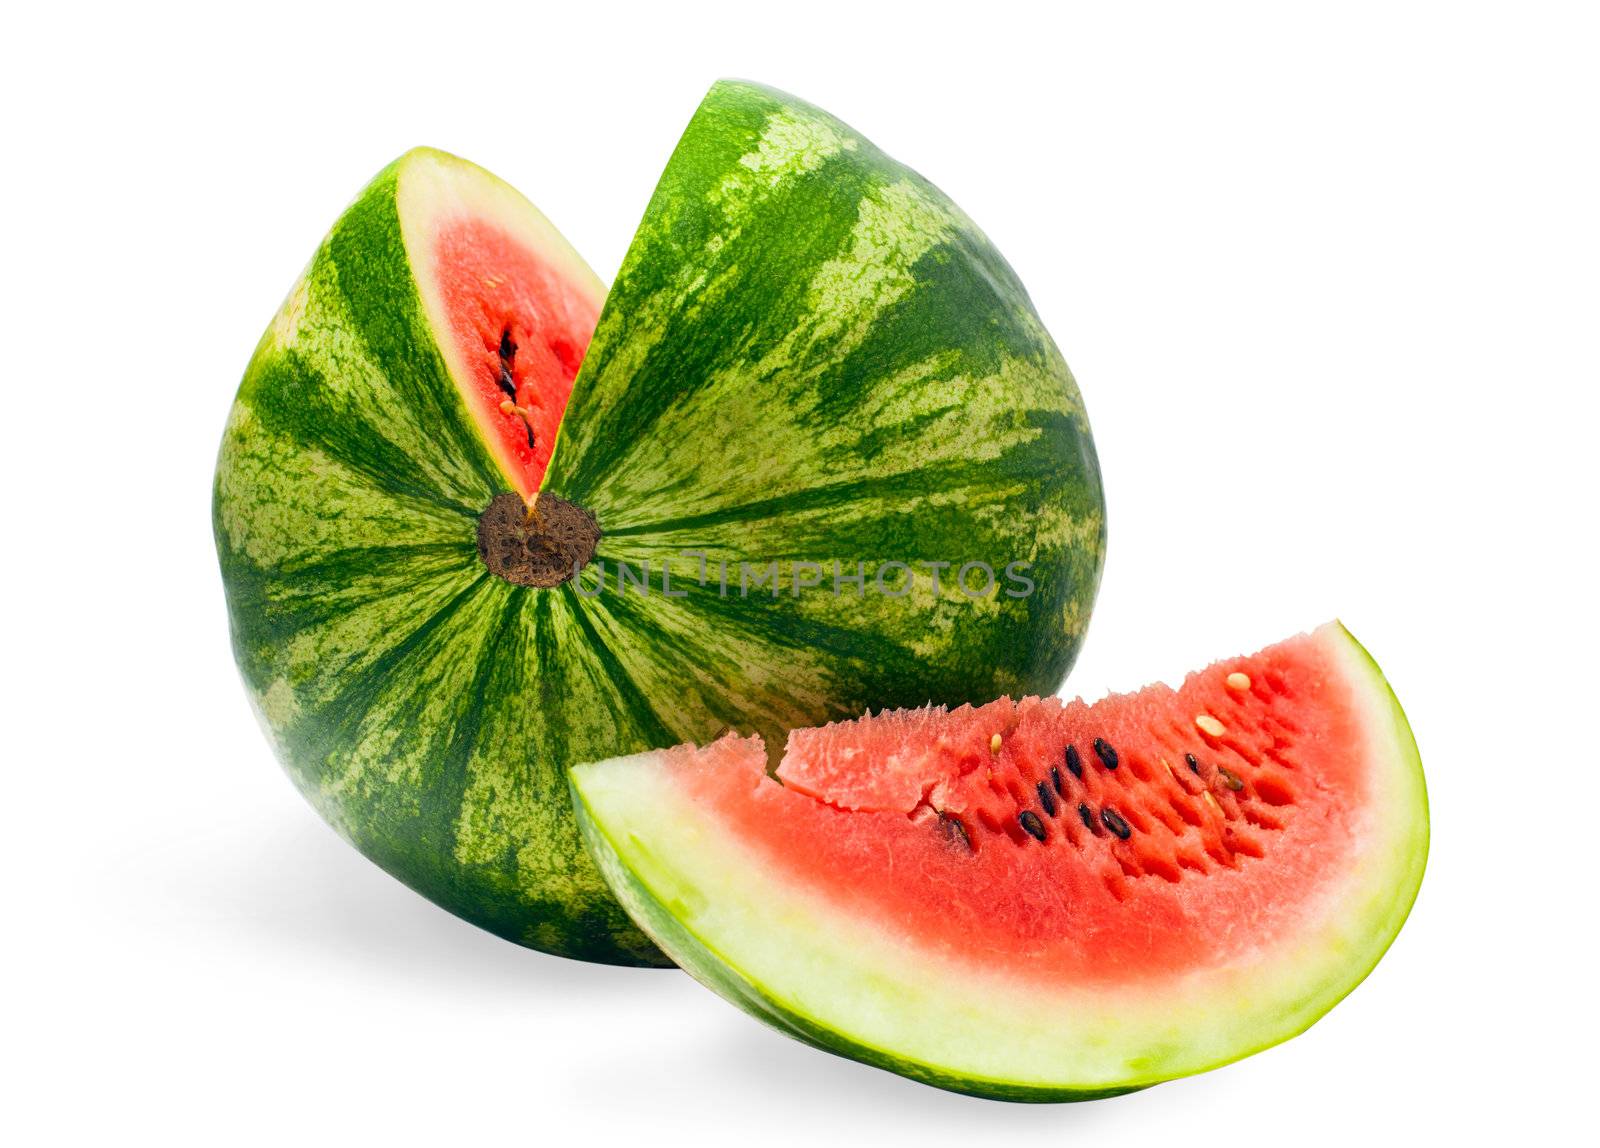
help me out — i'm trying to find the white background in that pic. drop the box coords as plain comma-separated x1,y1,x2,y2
6,2,1596,1143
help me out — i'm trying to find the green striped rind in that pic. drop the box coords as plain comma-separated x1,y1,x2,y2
568,624,1428,1099
545,80,1104,722
215,80,1104,965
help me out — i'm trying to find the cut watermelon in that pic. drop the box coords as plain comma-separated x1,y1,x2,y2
215,83,1107,963
569,623,1428,1100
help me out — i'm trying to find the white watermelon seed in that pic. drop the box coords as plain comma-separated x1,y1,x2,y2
990,733,1002,753
1195,714,1225,737
1226,672,1252,691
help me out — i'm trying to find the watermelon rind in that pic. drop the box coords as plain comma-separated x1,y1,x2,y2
214,81,1104,964
568,623,1428,1098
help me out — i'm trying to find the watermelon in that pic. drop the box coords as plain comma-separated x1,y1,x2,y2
213,81,1105,964
569,623,1429,1096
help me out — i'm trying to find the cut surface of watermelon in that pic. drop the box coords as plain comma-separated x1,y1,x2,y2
402,148,605,496
570,623,1428,1099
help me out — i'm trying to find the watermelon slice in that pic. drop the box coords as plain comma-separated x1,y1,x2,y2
569,623,1428,1100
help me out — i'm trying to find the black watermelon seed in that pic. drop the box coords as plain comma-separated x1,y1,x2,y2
937,813,973,853
1077,802,1094,830
1036,781,1058,818
524,423,537,449
1019,810,1047,842
1065,744,1083,778
499,328,516,360
1185,753,1200,774
1094,738,1119,770
497,366,518,398
1100,807,1132,840
1050,765,1065,797
1218,766,1244,792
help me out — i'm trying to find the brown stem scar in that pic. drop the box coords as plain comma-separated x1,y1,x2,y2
477,491,600,588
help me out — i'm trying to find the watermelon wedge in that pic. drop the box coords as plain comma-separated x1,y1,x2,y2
569,623,1428,1099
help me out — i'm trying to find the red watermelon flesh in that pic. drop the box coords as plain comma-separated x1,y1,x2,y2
569,623,1429,1098
765,634,1358,979
406,167,605,496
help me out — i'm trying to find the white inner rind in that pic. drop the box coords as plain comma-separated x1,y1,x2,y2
570,623,1429,1091
397,147,607,496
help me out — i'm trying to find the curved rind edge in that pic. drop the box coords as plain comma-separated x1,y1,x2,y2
569,761,1143,1102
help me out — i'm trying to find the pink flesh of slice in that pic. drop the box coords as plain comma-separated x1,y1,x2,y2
656,630,1368,986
